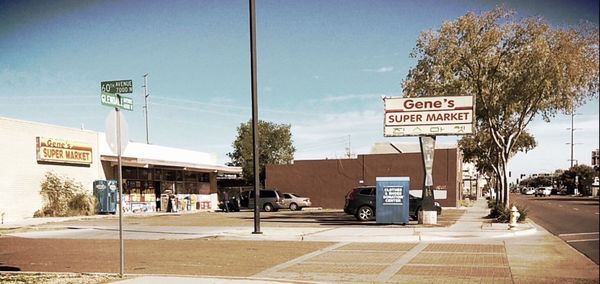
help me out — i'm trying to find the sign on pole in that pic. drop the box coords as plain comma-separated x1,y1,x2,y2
105,110,129,153
101,93,133,111
383,95,474,225
101,80,134,111
384,96,474,136
101,80,133,94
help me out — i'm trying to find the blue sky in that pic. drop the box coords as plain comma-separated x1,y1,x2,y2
1,0,598,181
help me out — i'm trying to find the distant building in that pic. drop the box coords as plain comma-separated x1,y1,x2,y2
265,142,463,209
0,116,240,223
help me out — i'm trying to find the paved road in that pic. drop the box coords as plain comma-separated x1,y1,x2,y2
511,193,599,264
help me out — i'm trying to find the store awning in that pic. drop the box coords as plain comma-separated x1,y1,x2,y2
99,133,241,174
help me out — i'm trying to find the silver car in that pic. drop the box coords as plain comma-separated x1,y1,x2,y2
281,193,312,211
247,189,286,212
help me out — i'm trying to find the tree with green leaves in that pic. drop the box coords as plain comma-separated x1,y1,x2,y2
227,120,295,185
559,164,596,195
403,7,599,208
459,129,536,204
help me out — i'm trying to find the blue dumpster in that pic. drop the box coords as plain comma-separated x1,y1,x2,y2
376,177,410,224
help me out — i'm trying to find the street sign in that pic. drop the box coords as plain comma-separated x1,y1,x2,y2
101,92,133,111
384,96,474,136
101,80,133,94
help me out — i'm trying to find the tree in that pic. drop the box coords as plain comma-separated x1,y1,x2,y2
459,129,536,204
227,120,295,185
403,7,599,208
559,164,596,195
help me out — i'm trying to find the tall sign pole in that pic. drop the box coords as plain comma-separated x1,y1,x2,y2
101,79,133,277
419,136,436,224
384,95,474,225
249,0,261,234
116,104,124,277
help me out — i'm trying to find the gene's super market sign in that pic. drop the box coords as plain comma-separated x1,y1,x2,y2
384,96,474,136
36,137,93,165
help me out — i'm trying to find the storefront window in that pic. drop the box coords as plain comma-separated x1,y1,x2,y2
123,167,138,179
163,170,176,181
176,171,183,181
153,169,162,181
184,172,197,182
198,182,210,194
175,182,185,194
199,173,209,182
139,168,152,180
185,182,197,194
161,181,175,193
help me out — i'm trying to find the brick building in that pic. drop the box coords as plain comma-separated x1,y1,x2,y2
266,144,463,209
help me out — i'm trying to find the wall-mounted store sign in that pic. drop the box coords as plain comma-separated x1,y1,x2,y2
36,137,93,165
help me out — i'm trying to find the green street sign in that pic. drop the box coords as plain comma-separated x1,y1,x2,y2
101,80,133,94
101,92,133,111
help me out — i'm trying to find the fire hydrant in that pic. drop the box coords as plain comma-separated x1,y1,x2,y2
509,205,520,230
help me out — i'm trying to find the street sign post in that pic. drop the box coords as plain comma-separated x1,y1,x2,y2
100,79,133,278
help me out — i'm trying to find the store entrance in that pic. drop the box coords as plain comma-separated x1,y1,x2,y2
154,182,161,211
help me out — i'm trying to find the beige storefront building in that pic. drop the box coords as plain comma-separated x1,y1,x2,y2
0,116,240,223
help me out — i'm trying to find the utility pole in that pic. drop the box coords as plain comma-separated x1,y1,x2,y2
143,73,149,144
345,135,352,158
570,109,574,168
567,107,581,169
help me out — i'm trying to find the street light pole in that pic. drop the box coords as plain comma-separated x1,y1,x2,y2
249,0,261,234
143,73,149,144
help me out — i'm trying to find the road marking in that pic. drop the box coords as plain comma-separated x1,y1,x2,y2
559,232,599,237
573,208,579,211
558,205,563,207
566,239,599,243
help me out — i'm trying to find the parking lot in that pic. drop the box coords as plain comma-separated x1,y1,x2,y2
35,207,465,230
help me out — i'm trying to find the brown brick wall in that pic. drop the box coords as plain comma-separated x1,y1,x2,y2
265,149,461,209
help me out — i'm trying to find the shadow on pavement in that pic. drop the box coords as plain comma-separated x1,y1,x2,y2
0,266,21,271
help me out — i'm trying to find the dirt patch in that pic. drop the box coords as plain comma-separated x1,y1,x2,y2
0,272,120,284
0,237,332,277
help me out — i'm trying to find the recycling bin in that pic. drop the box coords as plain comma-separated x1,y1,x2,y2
93,180,108,214
376,177,410,224
106,180,118,213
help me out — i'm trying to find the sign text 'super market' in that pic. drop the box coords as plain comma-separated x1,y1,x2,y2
36,137,93,165
384,96,474,136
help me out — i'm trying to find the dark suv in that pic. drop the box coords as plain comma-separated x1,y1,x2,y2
343,186,442,221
